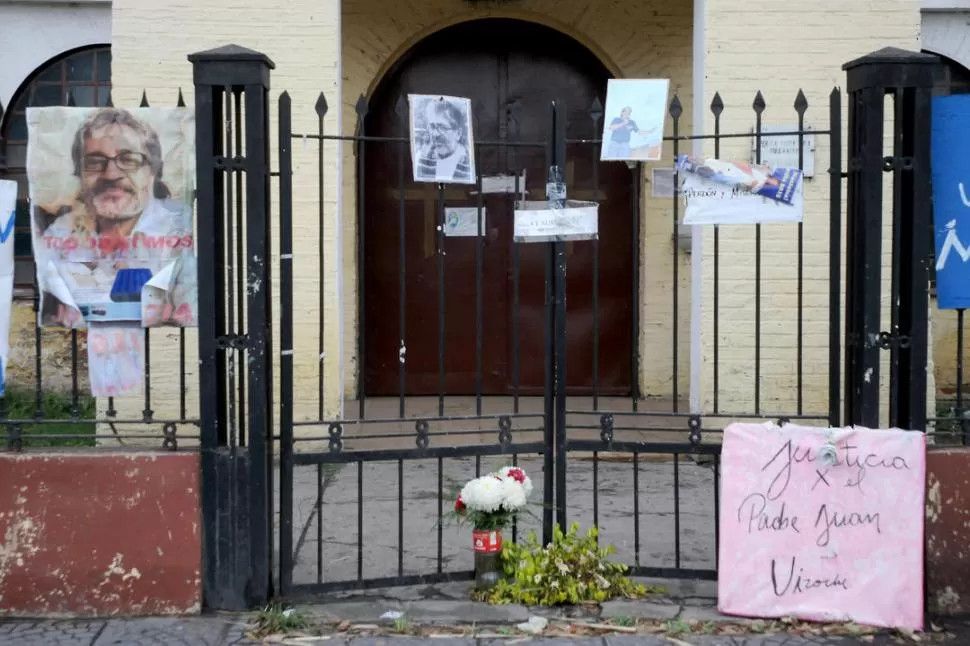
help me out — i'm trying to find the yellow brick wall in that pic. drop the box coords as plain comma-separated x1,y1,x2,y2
698,0,924,423
934,308,968,407
110,0,341,437
341,0,695,401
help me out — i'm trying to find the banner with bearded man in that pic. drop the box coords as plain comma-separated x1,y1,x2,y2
26,106,196,328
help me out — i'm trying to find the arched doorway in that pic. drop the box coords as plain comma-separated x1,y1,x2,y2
362,18,635,397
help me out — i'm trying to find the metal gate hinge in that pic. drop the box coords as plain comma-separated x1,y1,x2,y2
216,334,249,350
874,330,911,350
882,156,913,172
214,155,247,171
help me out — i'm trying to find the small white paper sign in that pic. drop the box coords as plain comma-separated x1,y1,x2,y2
752,125,815,178
681,172,804,225
476,172,527,196
514,200,598,243
444,207,486,237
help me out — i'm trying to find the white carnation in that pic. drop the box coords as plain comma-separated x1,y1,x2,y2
499,478,527,510
460,476,504,512
497,466,534,498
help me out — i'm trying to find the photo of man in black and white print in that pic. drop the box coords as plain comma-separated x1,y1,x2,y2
409,94,475,184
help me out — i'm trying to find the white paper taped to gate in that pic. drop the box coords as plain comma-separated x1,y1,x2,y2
87,326,144,397
513,200,598,243
0,181,16,397
444,207,486,237
474,172,527,196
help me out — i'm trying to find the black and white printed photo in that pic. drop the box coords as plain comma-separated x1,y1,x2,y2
408,94,476,184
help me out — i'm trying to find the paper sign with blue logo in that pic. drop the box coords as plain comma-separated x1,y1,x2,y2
931,94,970,310
0,180,16,397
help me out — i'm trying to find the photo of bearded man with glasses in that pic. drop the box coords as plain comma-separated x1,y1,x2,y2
27,106,196,328
409,95,476,184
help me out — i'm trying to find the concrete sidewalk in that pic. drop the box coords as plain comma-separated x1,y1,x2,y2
1,581,960,645
0,616,959,646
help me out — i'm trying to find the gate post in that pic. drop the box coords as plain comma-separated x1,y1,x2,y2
842,48,940,431
188,44,276,611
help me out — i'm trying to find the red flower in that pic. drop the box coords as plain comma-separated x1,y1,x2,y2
506,468,527,483
455,495,466,513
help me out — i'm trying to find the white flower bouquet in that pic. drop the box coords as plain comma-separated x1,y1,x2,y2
453,466,534,531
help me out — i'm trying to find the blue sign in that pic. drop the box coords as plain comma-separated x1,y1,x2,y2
932,95,970,309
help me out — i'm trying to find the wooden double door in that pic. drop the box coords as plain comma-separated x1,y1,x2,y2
362,19,636,397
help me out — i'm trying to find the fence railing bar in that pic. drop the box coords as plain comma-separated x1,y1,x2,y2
889,88,905,426
753,91,766,417
396,95,408,419
290,411,546,427
474,138,484,417
957,309,967,444
673,453,681,569
317,94,327,422
633,452,641,567
590,97,602,412
357,460,364,581
712,93,723,416
398,459,405,577
291,444,546,466
796,90,807,417
669,96,682,414
223,86,238,448
234,87,247,448
355,96,369,420
828,87,843,428
316,464,324,584
291,128,832,146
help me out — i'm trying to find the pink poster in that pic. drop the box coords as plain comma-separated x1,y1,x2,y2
87,326,144,397
718,422,926,630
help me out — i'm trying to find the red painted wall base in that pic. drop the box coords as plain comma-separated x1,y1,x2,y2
926,448,970,616
0,452,201,617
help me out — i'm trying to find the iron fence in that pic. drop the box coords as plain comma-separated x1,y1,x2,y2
0,43,964,608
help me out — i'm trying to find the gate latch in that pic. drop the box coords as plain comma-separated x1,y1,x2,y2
216,334,249,350
873,330,911,350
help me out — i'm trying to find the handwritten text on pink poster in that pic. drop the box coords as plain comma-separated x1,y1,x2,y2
718,423,925,630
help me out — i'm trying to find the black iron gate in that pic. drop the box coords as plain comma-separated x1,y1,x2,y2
188,45,941,609
267,83,846,596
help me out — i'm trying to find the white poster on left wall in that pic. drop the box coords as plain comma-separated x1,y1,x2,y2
0,181,17,397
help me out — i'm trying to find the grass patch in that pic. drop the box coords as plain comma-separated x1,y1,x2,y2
250,603,311,638
2,387,97,448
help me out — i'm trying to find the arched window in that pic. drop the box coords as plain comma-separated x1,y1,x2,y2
0,45,111,291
